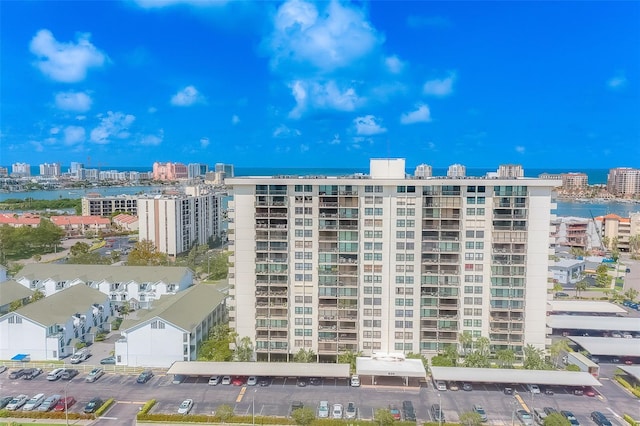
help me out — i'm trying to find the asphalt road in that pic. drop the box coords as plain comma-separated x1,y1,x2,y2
1,369,637,425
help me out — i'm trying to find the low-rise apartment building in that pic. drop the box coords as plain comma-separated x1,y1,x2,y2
595,213,640,252
549,259,586,285
82,194,138,216
115,284,226,367
50,215,111,237
0,285,111,361
0,280,33,315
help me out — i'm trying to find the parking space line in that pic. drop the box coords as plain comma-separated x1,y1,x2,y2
236,386,247,403
513,393,529,412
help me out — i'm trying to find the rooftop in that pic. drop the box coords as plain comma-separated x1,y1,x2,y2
568,336,640,357
547,301,626,314
547,315,640,332
0,280,33,306
430,366,601,387
167,361,350,378
17,264,191,285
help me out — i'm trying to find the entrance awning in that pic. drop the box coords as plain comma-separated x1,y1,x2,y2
11,354,30,361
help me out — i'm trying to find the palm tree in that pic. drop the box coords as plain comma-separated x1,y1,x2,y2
575,280,588,298
624,288,639,303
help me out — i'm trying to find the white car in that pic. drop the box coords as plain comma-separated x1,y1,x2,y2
208,376,220,385
527,384,540,394
22,393,46,411
47,368,65,381
318,401,330,418
350,375,360,387
86,367,104,383
38,394,61,412
221,375,231,385
332,403,343,419
178,399,193,415
0,365,7,374
6,394,29,411
247,376,257,386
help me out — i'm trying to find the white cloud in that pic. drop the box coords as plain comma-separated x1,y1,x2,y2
50,127,60,135
423,72,456,97
55,91,92,112
267,0,382,73
200,137,210,148
330,134,341,145
148,106,158,114
231,115,240,125
353,115,386,136
607,74,627,89
133,0,229,8
515,145,525,154
29,29,107,83
90,111,136,144
171,85,204,106
385,55,404,74
140,131,164,146
400,104,432,124
63,126,86,145
288,79,361,118
300,143,309,152
273,124,301,138
76,115,86,121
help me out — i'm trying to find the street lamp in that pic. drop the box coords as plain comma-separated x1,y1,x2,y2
64,376,73,426
438,393,442,426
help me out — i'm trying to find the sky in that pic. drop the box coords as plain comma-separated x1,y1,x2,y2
1,1,639,170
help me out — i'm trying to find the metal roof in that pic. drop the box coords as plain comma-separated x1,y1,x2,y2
616,365,640,382
568,336,640,357
0,280,33,306
17,264,192,285
547,301,626,314
430,366,601,387
547,315,640,332
356,357,427,378
166,361,350,378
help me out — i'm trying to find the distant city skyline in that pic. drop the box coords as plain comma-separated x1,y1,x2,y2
1,1,638,168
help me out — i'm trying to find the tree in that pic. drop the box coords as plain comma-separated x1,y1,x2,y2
575,280,588,298
475,336,490,357
374,408,395,426
595,264,611,288
443,344,459,366
624,288,639,302
406,352,429,370
523,344,549,370
215,404,235,423
459,331,473,355
205,251,230,280
119,301,131,319
9,300,23,312
291,407,315,426
544,413,571,426
338,349,363,374
127,239,169,266
234,336,254,362
31,289,45,302
463,350,491,368
552,282,564,295
602,236,610,249
459,411,484,426
70,242,90,257
430,354,455,367
293,348,317,363
496,348,516,368
198,324,235,361
629,234,640,259
549,339,570,367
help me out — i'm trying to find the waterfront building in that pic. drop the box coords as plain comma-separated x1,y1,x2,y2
69,162,84,175
39,163,61,177
607,167,640,197
50,215,111,237
447,163,466,177
497,164,524,178
11,163,30,177
0,167,7,177
550,217,600,250
113,213,139,232
414,164,433,178
538,173,563,180
226,159,558,362
137,186,223,256
594,213,640,252
152,162,188,181
215,163,235,178
82,194,138,216
561,173,588,189
188,163,209,179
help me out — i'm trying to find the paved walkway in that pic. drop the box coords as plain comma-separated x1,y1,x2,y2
17,237,93,265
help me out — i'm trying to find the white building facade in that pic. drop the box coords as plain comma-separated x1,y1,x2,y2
227,159,558,362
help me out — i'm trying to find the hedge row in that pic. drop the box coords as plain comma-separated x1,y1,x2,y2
95,398,116,417
0,408,93,420
614,376,640,398
138,413,295,424
139,399,157,416
623,414,638,426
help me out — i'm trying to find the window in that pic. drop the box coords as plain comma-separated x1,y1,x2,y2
396,219,405,227
476,242,484,249
466,208,475,215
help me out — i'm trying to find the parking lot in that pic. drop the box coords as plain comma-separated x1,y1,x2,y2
1,367,636,425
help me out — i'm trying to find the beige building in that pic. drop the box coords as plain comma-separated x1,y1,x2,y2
82,194,138,216
497,164,524,178
607,168,640,197
561,173,588,189
594,213,640,252
227,159,558,362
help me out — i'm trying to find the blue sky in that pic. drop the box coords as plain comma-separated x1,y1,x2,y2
1,1,638,170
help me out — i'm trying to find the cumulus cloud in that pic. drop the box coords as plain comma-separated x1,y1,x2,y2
273,124,301,138
30,29,107,83
353,115,386,136
423,72,456,97
267,0,382,73
148,106,158,114
55,91,92,112
607,74,627,90
330,134,341,145
171,85,205,106
64,126,86,145
289,79,361,118
90,111,136,144
200,137,210,148
385,55,405,74
140,131,164,146
50,127,60,135
231,115,240,125
400,103,432,124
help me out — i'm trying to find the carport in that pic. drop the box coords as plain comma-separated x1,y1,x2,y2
547,315,640,332
547,300,626,315
567,336,640,357
355,354,427,386
166,361,350,378
430,366,601,387
616,365,640,385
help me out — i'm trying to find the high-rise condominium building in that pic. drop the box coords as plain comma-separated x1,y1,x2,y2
227,159,558,362
39,162,61,177
11,163,31,177
607,167,640,197
82,194,139,216
215,163,235,178
447,163,466,177
152,162,188,181
561,173,588,189
414,164,433,178
138,186,223,256
497,164,524,178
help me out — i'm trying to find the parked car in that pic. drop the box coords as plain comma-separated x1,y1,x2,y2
85,367,104,383
172,374,187,384
100,356,116,365
0,396,14,409
258,376,271,387
448,381,459,391
517,410,533,426
583,387,596,397
296,377,308,387
527,384,540,394
178,399,193,415
54,396,76,412
137,370,154,384
221,375,231,385
0,365,7,374
561,411,580,426
247,376,257,386
591,411,612,426
388,404,401,421
543,407,558,416
462,382,473,391
22,393,46,411
402,401,416,422
332,403,344,419
70,349,91,364
37,394,61,412
47,368,65,381
8,369,26,380
289,401,304,417
208,376,220,386
23,368,43,380
232,376,246,386
350,375,361,387
6,394,29,411
431,404,445,422
61,369,79,380
345,402,357,420
84,397,103,414
318,400,330,418
309,377,322,386
473,404,488,422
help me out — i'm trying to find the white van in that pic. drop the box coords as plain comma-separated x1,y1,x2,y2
47,368,65,381
70,349,91,364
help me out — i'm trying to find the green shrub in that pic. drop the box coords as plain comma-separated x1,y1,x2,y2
623,414,638,426
0,408,93,420
138,399,157,416
95,398,115,417
614,376,640,398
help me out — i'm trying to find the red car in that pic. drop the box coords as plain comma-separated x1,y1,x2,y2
583,387,596,397
231,376,246,386
54,396,76,412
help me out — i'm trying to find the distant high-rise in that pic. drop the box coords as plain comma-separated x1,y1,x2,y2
561,173,588,189
188,163,208,179
215,163,235,178
39,163,61,177
497,164,524,178
414,164,433,178
11,163,30,177
69,162,84,175
152,162,188,181
447,163,466,177
607,167,640,197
